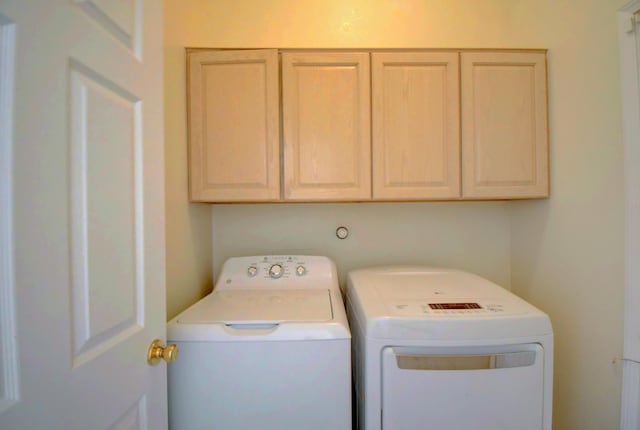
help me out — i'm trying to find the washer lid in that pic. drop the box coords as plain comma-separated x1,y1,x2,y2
175,289,333,324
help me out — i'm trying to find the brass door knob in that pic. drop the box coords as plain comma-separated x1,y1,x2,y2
147,339,179,366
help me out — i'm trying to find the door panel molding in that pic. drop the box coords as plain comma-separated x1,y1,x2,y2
0,13,19,414
69,60,144,367
74,0,143,59
108,395,148,430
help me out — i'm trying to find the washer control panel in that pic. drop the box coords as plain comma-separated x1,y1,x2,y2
218,255,336,290
245,256,308,280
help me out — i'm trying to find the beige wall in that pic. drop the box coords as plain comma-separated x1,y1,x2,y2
509,1,626,428
164,0,627,428
212,202,511,289
164,9,212,319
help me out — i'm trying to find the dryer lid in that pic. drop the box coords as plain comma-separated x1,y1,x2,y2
175,289,333,324
347,267,553,340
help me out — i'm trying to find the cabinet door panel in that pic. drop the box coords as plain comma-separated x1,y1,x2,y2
282,52,371,201
188,49,280,201
372,52,460,200
461,52,548,198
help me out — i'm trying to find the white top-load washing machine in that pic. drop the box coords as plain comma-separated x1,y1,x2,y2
347,266,553,430
167,255,351,430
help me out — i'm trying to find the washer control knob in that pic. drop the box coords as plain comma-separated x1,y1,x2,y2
268,264,284,279
247,266,258,277
296,265,306,276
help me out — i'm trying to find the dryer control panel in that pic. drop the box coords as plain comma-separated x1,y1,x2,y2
388,300,516,318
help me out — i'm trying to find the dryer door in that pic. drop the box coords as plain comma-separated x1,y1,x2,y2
381,344,544,430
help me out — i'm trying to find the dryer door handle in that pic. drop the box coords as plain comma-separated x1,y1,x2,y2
391,349,537,370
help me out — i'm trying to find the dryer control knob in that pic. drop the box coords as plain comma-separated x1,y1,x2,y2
247,266,258,277
296,265,306,276
268,264,283,279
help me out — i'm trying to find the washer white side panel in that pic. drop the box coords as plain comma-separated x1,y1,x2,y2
169,339,351,430
381,344,544,430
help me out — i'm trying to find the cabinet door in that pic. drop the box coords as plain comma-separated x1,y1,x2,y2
461,52,549,199
187,49,280,201
282,52,371,201
372,52,460,200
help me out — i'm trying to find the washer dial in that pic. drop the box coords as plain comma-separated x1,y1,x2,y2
268,264,284,279
296,265,307,276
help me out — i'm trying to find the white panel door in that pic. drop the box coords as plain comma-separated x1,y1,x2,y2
0,1,166,429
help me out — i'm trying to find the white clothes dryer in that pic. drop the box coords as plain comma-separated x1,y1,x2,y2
346,266,553,430
167,255,351,430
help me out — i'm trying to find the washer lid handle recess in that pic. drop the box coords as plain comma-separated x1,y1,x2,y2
222,323,280,336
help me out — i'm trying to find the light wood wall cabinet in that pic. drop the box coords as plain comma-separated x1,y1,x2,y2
461,52,549,199
187,49,280,202
281,52,371,201
186,49,549,202
372,52,460,200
